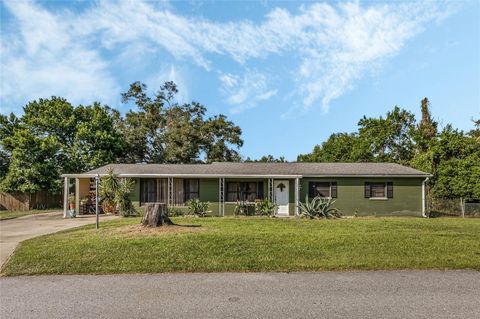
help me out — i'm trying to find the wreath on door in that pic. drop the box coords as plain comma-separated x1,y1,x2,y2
276,183,286,192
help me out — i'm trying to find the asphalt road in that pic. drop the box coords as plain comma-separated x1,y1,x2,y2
1,271,479,318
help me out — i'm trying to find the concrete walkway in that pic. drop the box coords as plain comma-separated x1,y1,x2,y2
1,271,479,318
0,212,118,267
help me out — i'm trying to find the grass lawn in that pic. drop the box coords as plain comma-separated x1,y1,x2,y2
0,209,60,221
2,217,480,275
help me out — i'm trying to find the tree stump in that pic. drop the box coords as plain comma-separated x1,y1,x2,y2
141,203,174,227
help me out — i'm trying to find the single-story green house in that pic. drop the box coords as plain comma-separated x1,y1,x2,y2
62,162,431,217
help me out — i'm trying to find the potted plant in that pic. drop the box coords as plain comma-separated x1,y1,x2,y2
68,193,76,210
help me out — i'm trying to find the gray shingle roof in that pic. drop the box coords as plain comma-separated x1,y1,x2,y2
79,162,430,177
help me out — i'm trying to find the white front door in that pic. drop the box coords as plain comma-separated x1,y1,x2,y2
274,180,289,216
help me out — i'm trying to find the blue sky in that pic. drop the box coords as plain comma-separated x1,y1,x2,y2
1,0,479,160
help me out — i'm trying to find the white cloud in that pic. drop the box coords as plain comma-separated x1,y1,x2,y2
0,1,119,112
219,70,278,114
146,64,190,104
0,0,453,114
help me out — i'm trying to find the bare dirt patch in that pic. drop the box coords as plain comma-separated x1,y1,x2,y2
110,224,204,237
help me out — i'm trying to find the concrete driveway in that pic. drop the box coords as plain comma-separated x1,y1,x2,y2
0,212,118,267
0,271,479,318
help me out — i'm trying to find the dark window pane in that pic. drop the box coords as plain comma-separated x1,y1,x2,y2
387,182,393,198
184,179,199,201
141,179,158,205
364,182,371,198
308,182,315,198
227,182,239,202
226,181,264,202
310,182,331,197
371,183,386,198
331,182,337,198
257,182,264,199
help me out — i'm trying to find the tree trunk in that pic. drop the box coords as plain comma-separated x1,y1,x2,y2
141,203,174,227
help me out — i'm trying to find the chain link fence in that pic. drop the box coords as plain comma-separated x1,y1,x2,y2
427,197,480,217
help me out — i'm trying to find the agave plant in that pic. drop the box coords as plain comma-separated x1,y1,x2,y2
298,195,340,219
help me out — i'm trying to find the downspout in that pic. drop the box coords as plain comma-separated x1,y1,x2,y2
422,177,430,218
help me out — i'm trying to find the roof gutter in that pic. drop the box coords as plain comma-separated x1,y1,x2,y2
61,173,303,179
62,173,432,178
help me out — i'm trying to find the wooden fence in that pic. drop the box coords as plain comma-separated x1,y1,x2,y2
0,191,62,211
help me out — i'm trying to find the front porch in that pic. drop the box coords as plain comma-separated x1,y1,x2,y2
63,175,301,217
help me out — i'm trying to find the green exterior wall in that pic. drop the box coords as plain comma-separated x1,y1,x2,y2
300,177,423,216
81,176,423,217
130,178,141,211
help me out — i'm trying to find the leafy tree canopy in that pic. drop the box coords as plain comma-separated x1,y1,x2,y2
1,97,125,193
121,81,243,163
245,155,287,163
299,99,480,199
0,81,243,193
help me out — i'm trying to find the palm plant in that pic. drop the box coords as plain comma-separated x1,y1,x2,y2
99,169,120,214
100,169,137,216
298,195,340,219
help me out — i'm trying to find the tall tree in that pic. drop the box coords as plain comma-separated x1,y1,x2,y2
71,103,125,171
410,125,480,199
121,81,243,163
202,114,243,163
357,106,416,163
414,97,438,152
1,128,61,193
298,133,371,162
0,97,125,193
469,119,480,141
121,81,171,163
299,106,416,163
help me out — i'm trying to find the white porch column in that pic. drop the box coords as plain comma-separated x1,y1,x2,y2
63,176,68,218
294,178,300,216
268,178,274,202
167,177,173,207
218,178,225,216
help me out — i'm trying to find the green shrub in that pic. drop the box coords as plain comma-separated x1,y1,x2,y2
255,199,277,216
115,179,137,217
234,201,255,216
186,199,210,217
168,207,185,217
298,195,340,219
